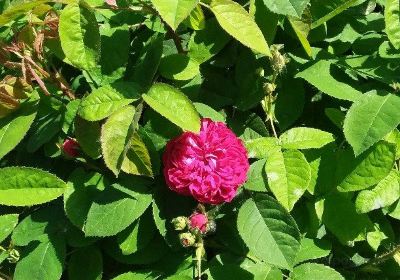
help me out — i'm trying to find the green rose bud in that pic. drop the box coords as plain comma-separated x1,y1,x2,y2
172,216,188,231
179,232,196,247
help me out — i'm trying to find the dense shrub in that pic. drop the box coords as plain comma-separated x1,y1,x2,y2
1,0,400,279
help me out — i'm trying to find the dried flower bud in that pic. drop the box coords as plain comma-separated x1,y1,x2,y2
7,248,20,263
270,45,289,74
206,220,217,234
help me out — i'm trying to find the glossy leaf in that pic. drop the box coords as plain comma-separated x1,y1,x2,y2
265,149,311,211
142,83,200,132
0,167,67,206
151,0,199,30
296,60,362,101
84,182,152,237
355,170,400,213
280,127,335,150
78,82,141,122
14,238,66,280
237,193,301,269
336,142,395,192
262,0,310,17
385,0,400,49
290,263,345,280
343,91,400,156
59,3,100,70
209,0,271,56
0,101,37,160
0,214,18,243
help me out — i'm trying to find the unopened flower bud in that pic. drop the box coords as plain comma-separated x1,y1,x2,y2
179,232,196,247
172,216,188,231
189,212,208,234
62,138,80,157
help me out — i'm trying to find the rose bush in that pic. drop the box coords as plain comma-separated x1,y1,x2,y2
1,0,400,279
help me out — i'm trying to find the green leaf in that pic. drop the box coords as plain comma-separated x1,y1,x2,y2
59,3,100,70
290,263,345,280
112,272,154,280
64,169,107,229
0,167,67,206
117,210,156,255
0,101,37,160
288,13,312,57
143,83,200,132
0,214,18,243
14,237,66,280
343,91,400,156
336,142,395,192
265,149,311,211
294,238,331,265
91,25,130,85
12,205,67,246
355,170,400,213
68,246,103,280
152,185,195,247
84,182,152,237
159,54,200,81
78,82,141,122
385,0,400,49
0,0,74,26
194,102,225,122
151,0,199,30
323,192,373,244
188,18,230,63
262,0,310,17
209,0,271,56
243,159,268,192
280,127,335,150
133,35,164,90
101,106,152,177
123,133,153,177
339,55,400,85
26,108,63,153
184,4,205,30
245,137,280,159
75,117,101,159
296,60,362,101
310,0,359,29
237,193,301,270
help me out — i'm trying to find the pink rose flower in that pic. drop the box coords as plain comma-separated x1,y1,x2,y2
63,138,79,157
163,118,249,204
189,213,208,233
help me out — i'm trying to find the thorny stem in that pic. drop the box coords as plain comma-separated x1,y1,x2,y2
364,245,400,267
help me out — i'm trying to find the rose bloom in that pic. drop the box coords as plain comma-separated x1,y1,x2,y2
163,118,249,204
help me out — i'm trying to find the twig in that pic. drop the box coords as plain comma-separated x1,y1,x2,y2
269,117,278,139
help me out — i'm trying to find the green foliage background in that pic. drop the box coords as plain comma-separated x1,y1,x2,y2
1,0,400,279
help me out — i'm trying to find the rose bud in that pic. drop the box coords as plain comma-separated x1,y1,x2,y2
189,212,208,234
179,232,196,247
172,216,188,231
62,138,80,157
